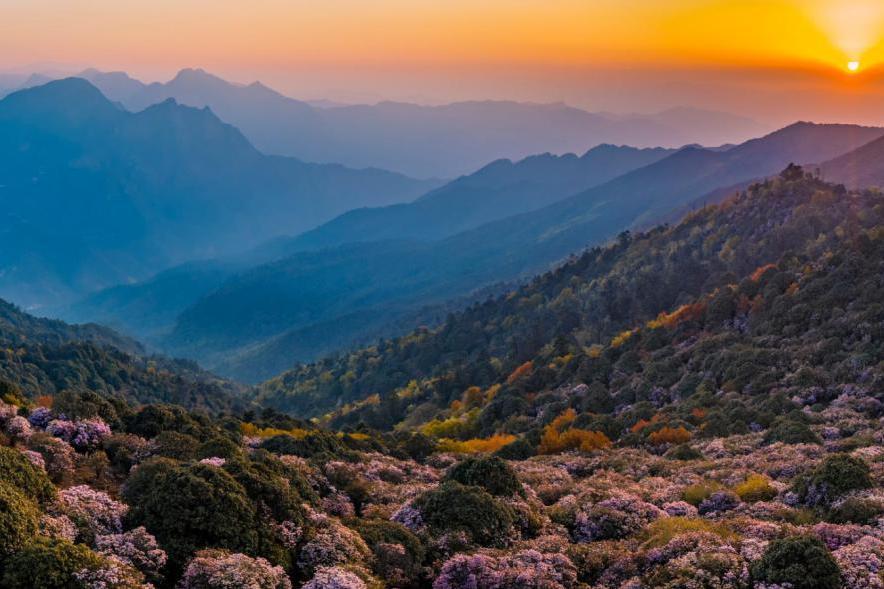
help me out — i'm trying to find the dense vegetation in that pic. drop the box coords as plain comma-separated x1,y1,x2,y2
0,298,243,412
162,122,884,382
0,167,883,587
259,166,884,433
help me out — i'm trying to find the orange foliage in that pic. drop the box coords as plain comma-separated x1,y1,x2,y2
450,400,464,412
506,361,534,384
647,302,707,329
549,408,577,432
437,434,517,454
539,426,611,454
631,418,652,433
691,407,706,419
750,263,777,282
462,386,485,409
786,282,799,296
35,395,54,408
649,426,692,445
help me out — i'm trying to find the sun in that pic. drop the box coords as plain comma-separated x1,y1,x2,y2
847,60,860,72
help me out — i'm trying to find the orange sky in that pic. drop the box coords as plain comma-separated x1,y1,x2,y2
4,0,884,123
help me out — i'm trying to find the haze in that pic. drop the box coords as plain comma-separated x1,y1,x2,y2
6,0,884,125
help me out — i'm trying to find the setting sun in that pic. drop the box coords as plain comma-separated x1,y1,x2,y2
847,60,860,71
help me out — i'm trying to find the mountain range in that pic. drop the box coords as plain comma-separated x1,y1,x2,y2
0,78,437,309
256,166,884,427
59,68,771,178
125,122,884,382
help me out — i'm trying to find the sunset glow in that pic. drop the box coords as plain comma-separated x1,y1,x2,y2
4,1,884,122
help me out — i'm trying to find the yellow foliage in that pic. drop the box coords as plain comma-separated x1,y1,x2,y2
485,384,501,403
734,474,777,502
437,434,517,454
240,423,310,439
585,345,604,359
641,517,735,548
611,329,634,348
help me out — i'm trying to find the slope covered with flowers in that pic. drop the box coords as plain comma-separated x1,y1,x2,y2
0,166,883,587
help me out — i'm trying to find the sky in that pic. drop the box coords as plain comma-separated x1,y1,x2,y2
4,0,884,124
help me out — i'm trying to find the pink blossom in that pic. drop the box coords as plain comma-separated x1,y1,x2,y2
179,549,292,589
199,457,227,468
54,485,128,540
302,567,367,589
6,415,32,440
96,527,167,582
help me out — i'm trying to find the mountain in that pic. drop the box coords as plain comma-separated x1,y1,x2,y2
256,166,884,428
66,144,675,344
0,78,438,309
163,122,884,381
819,133,884,189
260,144,676,257
80,67,769,178
0,297,244,411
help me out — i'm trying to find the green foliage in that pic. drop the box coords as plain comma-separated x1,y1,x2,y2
443,456,523,497
259,431,354,461
1,537,104,589
763,418,821,445
122,458,259,568
828,497,884,525
664,444,703,461
750,535,841,589
795,453,873,505
494,437,535,460
151,431,200,460
413,481,515,547
682,481,721,507
0,445,56,505
0,482,39,558
352,519,425,587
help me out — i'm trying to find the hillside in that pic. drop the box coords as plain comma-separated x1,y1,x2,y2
0,167,883,589
79,67,768,177
0,298,244,412
0,78,437,309
164,123,884,381
256,166,884,430
69,144,673,340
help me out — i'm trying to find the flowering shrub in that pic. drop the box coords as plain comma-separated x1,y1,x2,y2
574,494,665,542
54,485,128,541
297,513,371,577
96,527,167,583
179,549,292,589
833,535,884,589
28,406,53,428
73,555,149,589
433,550,578,589
39,513,79,542
6,415,32,440
47,417,112,451
302,567,367,589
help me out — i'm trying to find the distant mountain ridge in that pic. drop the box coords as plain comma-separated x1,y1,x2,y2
73,67,768,178
67,143,677,353
159,121,884,381
0,78,437,309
